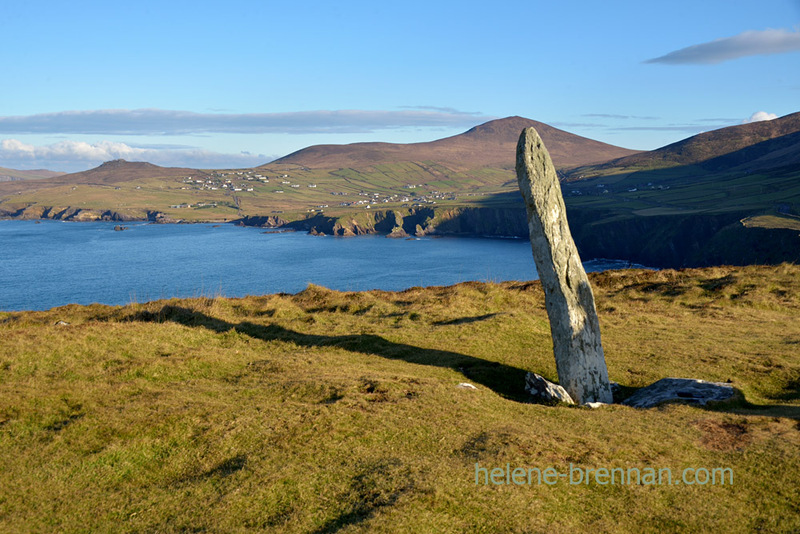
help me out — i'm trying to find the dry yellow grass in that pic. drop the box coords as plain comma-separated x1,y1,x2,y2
0,265,798,532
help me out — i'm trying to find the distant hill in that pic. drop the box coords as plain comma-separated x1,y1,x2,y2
572,111,800,177
0,167,64,182
270,116,640,171
49,159,208,185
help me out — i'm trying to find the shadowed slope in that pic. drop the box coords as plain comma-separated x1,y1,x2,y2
586,111,800,174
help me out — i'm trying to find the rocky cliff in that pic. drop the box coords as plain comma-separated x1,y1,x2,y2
237,206,800,268
238,206,528,239
3,201,798,268
0,204,178,223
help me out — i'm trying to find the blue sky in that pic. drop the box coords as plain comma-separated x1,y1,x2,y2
1,0,799,172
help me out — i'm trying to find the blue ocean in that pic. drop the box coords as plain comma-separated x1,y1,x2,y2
0,220,632,311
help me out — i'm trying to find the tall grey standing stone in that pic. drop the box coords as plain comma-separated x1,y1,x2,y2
516,127,613,404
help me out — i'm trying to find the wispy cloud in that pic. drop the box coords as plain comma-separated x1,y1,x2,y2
0,139,274,172
582,113,659,120
697,118,741,123
0,108,493,136
610,125,729,133
399,105,485,115
609,112,774,135
557,116,742,136
645,28,800,65
551,122,607,129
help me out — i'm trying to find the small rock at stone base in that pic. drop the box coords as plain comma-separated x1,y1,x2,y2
525,372,575,404
584,402,611,409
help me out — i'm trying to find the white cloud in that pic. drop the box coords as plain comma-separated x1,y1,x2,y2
645,28,800,65
0,108,492,136
1,139,36,157
0,139,273,172
742,111,778,124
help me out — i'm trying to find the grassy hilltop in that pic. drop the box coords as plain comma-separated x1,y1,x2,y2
1,116,629,225
1,265,799,532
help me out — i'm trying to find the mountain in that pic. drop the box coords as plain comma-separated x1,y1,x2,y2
270,116,640,171
49,159,209,185
0,167,64,182
572,111,800,177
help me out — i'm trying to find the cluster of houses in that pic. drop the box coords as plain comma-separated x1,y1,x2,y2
169,201,218,209
180,170,327,198
177,171,462,213
332,189,458,209
181,170,271,193
568,182,671,197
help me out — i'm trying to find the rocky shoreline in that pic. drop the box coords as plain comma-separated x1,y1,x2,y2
0,204,181,224
3,203,799,269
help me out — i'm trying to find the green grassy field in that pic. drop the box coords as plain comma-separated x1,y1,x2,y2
2,152,799,240
742,214,800,231
1,265,798,532
564,165,800,223
0,161,515,223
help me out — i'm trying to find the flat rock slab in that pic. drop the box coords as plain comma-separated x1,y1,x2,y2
622,378,738,409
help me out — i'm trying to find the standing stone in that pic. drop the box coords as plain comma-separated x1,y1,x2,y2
516,127,613,404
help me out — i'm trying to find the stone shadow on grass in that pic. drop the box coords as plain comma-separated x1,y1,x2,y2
129,305,531,402
431,313,502,326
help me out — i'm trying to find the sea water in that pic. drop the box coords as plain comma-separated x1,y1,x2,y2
0,220,634,311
